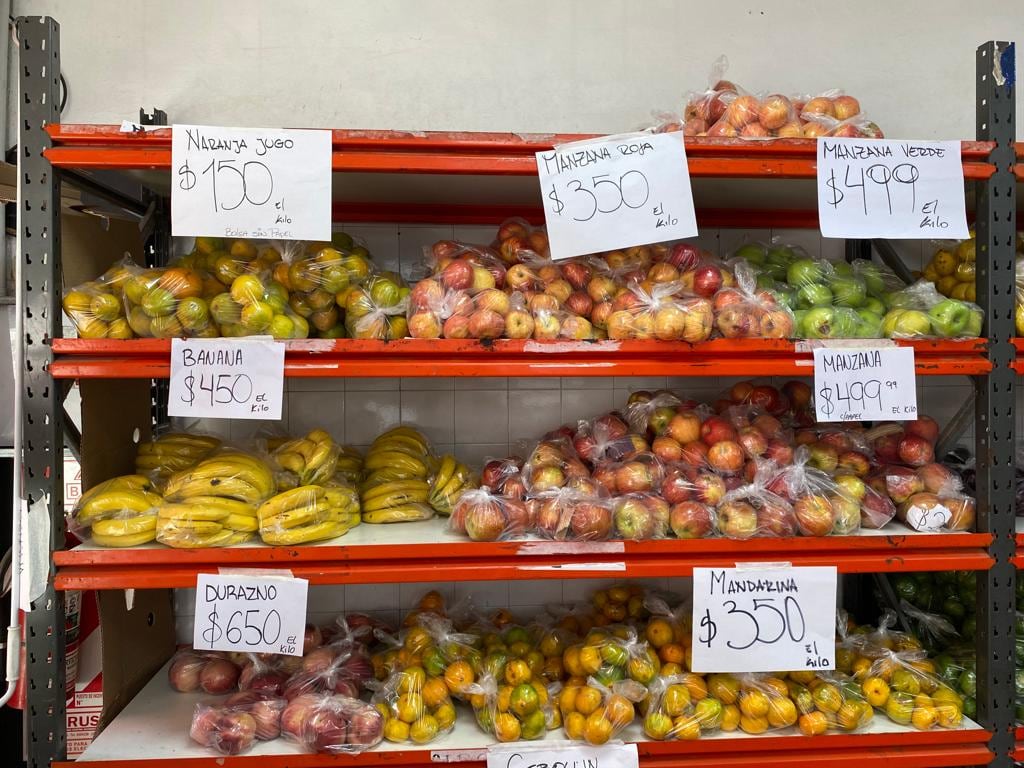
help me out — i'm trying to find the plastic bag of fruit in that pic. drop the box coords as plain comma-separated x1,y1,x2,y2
257,482,361,545
279,691,384,754
716,468,797,539
573,413,646,467
592,451,665,496
236,653,291,696
784,671,874,734
270,428,342,487
522,436,593,494
602,280,711,342
450,487,534,541
702,89,804,140
882,279,983,339
712,262,795,339
422,240,508,288
479,456,527,497
466,670,557,742
134,431,221,481
560,676,647,744
642,596,691,671
624,390,683,437
406,278,473,339
531,487,613,541
190,692,286,755
370,665,457,744
765,445,862,535
860,648,966,730
642,673,732,740
791,89,883,138
62,256,144,339
899,599,960,652
609,493,670,540
492,217,551,265
69,474,162,548
897,489,975,532
169,649,241,694
677,55,747,137
343,273,409,340
281,645,371,701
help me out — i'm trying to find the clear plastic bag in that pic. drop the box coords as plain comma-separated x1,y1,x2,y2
257,483,360,545
450,487,534,541
642,674,725,740
882,280,983,339
270,429,342,487
522,436,593,494
573,413,644,467
466,670,556,742
282,646,368,701
62,257,143,339
606,281,714,342
897,491,976,532
532,487,613,541
783,672,874,734
69,474,162,547
713,262,795,339
168,649,241,694
279,692,384,754
190,696,274,755
625,390,683,437
343,274,409,340
238,654,289,696
423,240,508,289
134,432,221,480
371,660,457,744
560,676,647,744
406,278,474,339
717,472,797,539
766,445,862,536
860,648,965,730
592,452,665,496
612,493,670,540
492,218,551,265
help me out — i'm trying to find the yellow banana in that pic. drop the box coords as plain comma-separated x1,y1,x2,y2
92,529,157,547
165,476,264,504
374,426,429,449
158,518,224,536
261,520,354,546
363,451,428,474
274,451,306,474
361,479,431,502
257,485,326,519
78,490,162,525
307,428,333,445
158,527,238,549
362,504,434,524
223,513,259,532
260,500,332,530
151,433,221,450
80,475,155,505
431,455,457,494
137,442,209,459
369,436,429,457
323,485,358,507
170,457,274,496
289,438,317,463
362,488,432,513
134,455,196,472
92,515,157,537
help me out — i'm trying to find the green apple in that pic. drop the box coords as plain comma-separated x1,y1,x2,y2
928,299,971,337
832,261,854,278
802,307,838,338
831,277,867,307
755,274,775,291
862,297,886,316
794,309,808,330
735,243,766,265
854,309,883,338
964,309,983,337
762,263,788,282
787,258,824,287
767,245,798,267
833,307,860,338
857,263,888,296
798,283,834,308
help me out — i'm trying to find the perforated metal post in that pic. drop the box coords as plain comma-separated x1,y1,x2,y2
974,40,1016,768
17,15,66,767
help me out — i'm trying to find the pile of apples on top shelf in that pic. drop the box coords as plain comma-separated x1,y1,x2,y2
406,220,984,343
450,378,975,543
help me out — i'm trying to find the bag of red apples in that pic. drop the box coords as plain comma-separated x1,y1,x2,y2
716,465,797,539
190,691,287,755
713,262,795,339
765,446,861,536
669,56,883,140
606,280,714,342
450,486,535,542
280,692,384,754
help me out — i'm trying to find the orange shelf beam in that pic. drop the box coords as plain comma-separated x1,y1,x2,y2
49,338,991,381
53,531,994,591
44,125,996,180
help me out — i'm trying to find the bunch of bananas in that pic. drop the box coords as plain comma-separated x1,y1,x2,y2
134,432,221,480
270,429,340,487
157,451,275,547
156,496,257,548
72,474,162,547
334,445,364,484
361,427,437,523
257,481,360,545
429,454,475,516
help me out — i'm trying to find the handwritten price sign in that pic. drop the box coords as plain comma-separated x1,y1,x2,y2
487,742,638,768
817,138,968,239
813,345,917,422
536,131,697,260
171,125,331,241
168,337,284,420
690,566,837,673
194,573,308,657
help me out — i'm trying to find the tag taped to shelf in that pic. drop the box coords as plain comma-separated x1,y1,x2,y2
193,572,308,656
536,131,697,260
813,346,917,422
817,138,968,239
171,124,331,241
487,741,638,768
690,565,837,673
168,337,284,420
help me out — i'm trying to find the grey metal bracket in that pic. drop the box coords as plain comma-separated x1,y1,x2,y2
973,40,1016,768
17,15,66,768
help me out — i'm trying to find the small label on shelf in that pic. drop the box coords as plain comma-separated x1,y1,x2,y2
812,345,917,422
690,565,837,673
536,131,697,260
193,572,308,657
171,124,331,241
816,137,968,239
487,741,638,768
168,337,284,420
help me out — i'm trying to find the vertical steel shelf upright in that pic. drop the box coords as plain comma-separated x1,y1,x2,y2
12,16,1021,768
975,40,1018,768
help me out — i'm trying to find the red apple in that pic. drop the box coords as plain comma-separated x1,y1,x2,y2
668,243,701,270
692,265,724,298
718,500,759,539
467,309,505,339
905,416,940,445
530,465,566,492
832,95,861,121
661,468,694,504
694,472,727,505
765,439,794,466
475,288,511,316
752,413,783,439
758,500,797,537
758,94,792,130
442,314,471,339
701,416,737,445
782,380,812,410
440,260,473,290
667,411,702,444
169,652,204,692
897,435,934,467
615,461,655,493
570,501,613,540
614,497,657,540
680,440,710,467
837,450,871,477
708,440,745,473
917,462,960,494
794,495,835,537
465,500,509,541
200,659,240,694
562,261,593,290
872,430,904,463
670,501,714,538
737,427,769,458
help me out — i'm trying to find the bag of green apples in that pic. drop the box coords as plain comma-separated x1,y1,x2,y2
62,256,143,339
881,280,983,339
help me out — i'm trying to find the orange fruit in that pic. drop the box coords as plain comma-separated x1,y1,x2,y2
812,683,842,713
739,690,769,718
608,586,630,603
644,711,673,740
659,643,685,665
504,659,531,687
563,646,584,678
672,716,701,740
559,685,579,714
398,666,426,694
496,685,512,713
410,714,439,744
404,627,432,654
574,686,602,716
661,662,683,677
762,677,789,698
493,712,522,742
604,603,627,622
445,660,475,694
646,618,675,649
739,714,769,734
767,697,798,728
422,677,449,708
510,683,540,717
579,646,603,675
836,701,862,731
544,657,564,681
861,677,890,707
709,674,739,704
663,684,692,717
396,693,425,724
799,711,829,736
384,718,410,742
418,590,445,613
434,702,456,731
910,706,938,731
605,694,635,728
565,711,586,740
584,711,614,745
681,673,708,701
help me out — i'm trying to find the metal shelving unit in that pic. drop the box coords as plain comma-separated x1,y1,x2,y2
14,16,1019,768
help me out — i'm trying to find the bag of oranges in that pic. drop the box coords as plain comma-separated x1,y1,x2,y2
466,671,558,742
642,673,724,741
559,676,646,745
369,664,457,745
783,671,874,735
858,647,965,730
62,256,145,339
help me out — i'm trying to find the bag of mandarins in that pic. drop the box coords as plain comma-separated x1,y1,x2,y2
560,676,647,745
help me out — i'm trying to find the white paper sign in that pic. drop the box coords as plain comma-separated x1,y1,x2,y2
690,565,837,673
817,138,968,239
536,132,697,260
171,124,331,241
168,337,284,420
813,345,918,422
487,742,638,768
193,573,308,657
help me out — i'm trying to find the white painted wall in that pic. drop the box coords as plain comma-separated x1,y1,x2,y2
13,0,1022,139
